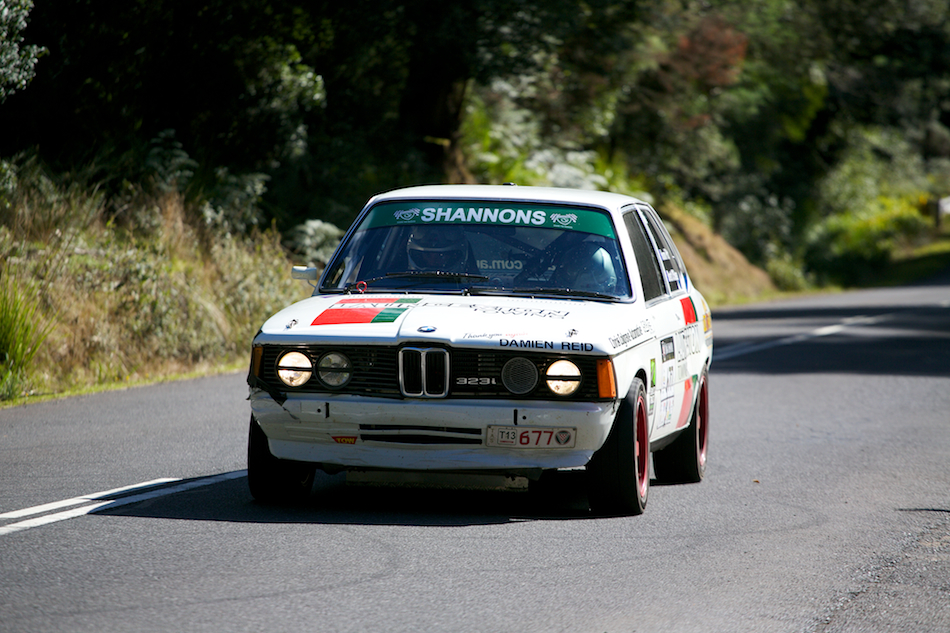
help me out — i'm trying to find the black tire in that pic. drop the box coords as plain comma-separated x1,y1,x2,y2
653,369,709,484
247,416,316,504
587,378,649,516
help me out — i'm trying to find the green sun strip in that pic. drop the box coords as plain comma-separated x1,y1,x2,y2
359,201,617,238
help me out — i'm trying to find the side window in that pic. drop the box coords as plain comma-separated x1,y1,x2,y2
639,205,686,294
623,210,666,302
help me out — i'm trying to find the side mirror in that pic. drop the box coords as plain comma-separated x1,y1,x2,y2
291,266,319,281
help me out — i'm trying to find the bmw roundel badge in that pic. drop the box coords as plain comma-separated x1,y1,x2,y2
417,326,437,333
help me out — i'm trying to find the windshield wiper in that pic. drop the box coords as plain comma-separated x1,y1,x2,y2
345,271,489,293
502,286,618,300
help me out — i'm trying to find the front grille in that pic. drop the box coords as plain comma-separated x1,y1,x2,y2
255,344,609,401
399,347,449,397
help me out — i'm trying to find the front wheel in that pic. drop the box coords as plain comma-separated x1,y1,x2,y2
653,369,709,484
247,416,316,504
587,378,649,515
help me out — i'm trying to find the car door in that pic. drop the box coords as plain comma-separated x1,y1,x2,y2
622,205,696,440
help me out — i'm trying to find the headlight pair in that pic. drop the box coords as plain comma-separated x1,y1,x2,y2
500,357,582,396
276,351,351,388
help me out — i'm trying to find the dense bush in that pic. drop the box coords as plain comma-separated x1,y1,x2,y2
0,155,310,400
804,197,931,286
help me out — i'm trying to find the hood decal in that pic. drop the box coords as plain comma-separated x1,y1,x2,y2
311,297,422,326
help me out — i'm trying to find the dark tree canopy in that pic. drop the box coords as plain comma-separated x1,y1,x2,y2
2,0,950,262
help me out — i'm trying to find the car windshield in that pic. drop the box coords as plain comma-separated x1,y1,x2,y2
321,200,632,300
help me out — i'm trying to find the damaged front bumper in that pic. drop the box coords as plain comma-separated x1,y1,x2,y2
249,388,618,473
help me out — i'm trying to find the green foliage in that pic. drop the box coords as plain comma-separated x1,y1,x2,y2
286,219,343,267
818,126,929,218
462,78,614,190
720,191,795,266
0,0,45,102
4,0,950,294
804,197,931,286
0,154,102,242
0,266,54,400
764,248,811,292
799,125,937,284
200,168,270,236
0,154,307,399
207,231,305,345
145,130,198,194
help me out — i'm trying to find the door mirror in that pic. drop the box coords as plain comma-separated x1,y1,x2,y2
291,266,319,281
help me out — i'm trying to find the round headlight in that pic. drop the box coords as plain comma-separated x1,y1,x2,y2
545,360,581,396
276,351,313,387
318,352,352,387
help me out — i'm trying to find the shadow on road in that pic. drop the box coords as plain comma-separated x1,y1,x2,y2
713,304,950,377
95,469,635,527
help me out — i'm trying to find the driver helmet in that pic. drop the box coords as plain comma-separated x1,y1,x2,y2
572,241,618,292
407,225,469,271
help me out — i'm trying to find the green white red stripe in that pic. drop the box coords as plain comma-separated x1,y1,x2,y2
311,297,422,326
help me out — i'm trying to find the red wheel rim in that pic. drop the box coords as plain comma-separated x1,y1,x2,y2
635,393,649,499
696,375,709,467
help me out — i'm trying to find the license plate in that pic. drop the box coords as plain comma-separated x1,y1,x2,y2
486,426,576,448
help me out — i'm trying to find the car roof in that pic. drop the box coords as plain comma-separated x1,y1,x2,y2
368,184,648,213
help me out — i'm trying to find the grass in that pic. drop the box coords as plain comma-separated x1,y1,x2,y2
0,272,56,400
0,159,310,407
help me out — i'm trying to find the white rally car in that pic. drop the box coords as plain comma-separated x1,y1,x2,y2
247,184,712,514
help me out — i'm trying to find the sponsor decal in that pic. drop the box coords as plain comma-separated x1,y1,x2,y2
675,375,697,429
660,337,676,362
497,339,593,352
673,324,702,382
332,436,357,444
312,297,422,326
609,325,645,349
656,362,676,428
419,207,547,225
476,259,524,271
680,296,698,325
463,332,518,340
440,303,569,319
701,296,713,347
566,329,578,338
648,358,658,415
313,297,571,328
393,208,421,222
550,213,578,226
676,323,703,359
560,342,594,351
362,201,617,238
500,339,554,349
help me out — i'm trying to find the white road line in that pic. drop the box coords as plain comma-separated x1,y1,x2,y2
714,313,892,361
0,478,180,520
0,471,246,537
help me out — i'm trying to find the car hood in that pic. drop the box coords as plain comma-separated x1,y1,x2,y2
254,294,645,355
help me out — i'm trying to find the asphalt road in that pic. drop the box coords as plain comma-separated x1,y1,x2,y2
1,275,948,633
